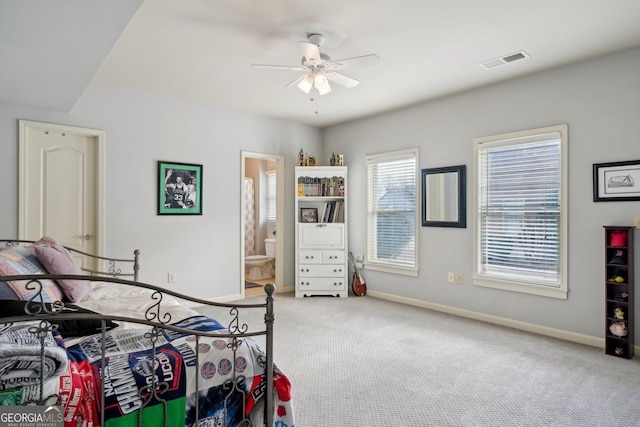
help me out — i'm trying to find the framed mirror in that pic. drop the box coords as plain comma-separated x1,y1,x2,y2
421,165,466,228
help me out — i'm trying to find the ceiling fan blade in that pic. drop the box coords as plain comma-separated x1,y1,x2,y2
251,64,306,71
328,54,380,70
325,71,360,88
284,74,305,88
299,41,321,65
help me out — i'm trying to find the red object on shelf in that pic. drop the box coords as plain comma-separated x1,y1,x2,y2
609,229,628,247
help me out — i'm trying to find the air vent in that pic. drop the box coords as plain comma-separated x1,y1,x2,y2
480,51,529,70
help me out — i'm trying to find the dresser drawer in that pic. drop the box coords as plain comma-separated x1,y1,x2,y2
298,277,346,290
298,250,322,264
298,264,346,277
323,250,344,264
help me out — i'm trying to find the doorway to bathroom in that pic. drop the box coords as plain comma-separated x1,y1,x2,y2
241,151,284,298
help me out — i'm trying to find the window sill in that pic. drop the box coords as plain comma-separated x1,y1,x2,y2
365,262,418,277
473,276,567,299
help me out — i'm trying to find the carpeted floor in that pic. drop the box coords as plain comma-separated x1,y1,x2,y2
197,292,640,426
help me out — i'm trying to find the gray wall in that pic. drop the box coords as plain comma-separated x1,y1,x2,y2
324,46,640,343
0,81,322,299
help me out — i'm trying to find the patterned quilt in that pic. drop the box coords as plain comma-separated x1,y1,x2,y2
0,315,294,427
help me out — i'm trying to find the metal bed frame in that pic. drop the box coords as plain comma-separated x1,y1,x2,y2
0,240,275,426
0,239,141,281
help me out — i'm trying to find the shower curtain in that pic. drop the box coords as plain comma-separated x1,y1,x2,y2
244,177,256,256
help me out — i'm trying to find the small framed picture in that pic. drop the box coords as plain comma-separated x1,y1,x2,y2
300,207,318,223
593,159,640,202
158,161,203,215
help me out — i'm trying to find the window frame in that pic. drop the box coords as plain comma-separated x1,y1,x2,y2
366,148,419,277
472,124,568,298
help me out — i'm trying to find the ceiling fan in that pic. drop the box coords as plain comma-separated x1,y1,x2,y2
252,33,379,96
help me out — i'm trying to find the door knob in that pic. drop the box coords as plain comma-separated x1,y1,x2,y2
80,234,93,240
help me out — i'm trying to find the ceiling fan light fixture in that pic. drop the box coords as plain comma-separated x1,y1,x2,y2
297,74,314,94
253,33,378,98
314,72,332,95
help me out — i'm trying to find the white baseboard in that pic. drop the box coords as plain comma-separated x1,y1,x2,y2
186,285,294,308
278,285,295,294
366,290,635,352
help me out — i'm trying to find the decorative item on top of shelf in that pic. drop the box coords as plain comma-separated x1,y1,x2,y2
593,159,640,202
157,161,202,215
298,148,317,166
329,152,344,166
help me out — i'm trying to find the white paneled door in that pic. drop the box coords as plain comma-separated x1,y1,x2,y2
19,120,104,270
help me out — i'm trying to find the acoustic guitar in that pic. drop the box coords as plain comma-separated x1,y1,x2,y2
348,251,367,296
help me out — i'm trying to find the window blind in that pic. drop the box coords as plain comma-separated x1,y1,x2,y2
266,170,276,237
367,151,417,269
477,134,561,286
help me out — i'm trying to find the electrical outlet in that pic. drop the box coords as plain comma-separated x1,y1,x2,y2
634,216,640,229
355,253,364,262
447,272,455,283
455,273,463,284
168,272,175,283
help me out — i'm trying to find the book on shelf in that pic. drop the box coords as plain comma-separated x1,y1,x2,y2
321,201,332,223
332,201,344,223
317,200,344,223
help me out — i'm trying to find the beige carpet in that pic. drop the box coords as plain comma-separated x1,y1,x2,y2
197,292,640,426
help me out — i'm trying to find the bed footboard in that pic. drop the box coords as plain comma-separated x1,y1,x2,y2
0,275,281,427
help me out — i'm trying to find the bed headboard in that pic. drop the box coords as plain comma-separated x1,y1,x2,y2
0,239,140,281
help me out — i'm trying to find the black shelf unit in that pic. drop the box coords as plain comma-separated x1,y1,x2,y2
603,226,634,359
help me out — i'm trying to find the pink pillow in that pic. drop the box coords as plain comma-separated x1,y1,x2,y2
34,243,90,302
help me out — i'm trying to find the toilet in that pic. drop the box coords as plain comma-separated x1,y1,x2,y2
245,238,276,281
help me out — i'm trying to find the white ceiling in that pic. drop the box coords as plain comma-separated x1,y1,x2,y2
3,0,640,128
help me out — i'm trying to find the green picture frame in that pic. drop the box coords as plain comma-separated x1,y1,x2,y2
158,161,202,215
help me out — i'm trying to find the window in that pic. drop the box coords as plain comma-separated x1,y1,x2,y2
473,125,568,298
266,170,276,237
366,148,419,276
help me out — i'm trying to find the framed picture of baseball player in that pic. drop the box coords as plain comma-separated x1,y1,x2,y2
158,161,203,215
